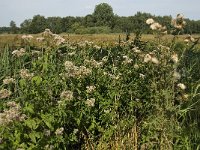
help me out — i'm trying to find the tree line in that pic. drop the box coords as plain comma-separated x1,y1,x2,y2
1,3,200,34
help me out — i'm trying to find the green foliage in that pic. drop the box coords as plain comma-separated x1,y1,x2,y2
93,3,115,27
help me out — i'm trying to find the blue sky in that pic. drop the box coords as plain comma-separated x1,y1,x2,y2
0,0,200,27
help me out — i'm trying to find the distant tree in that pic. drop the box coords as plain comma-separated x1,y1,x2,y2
46,17,63,33
61,16,76,32
20,19,32,33
10,20,18,34
29,15,47,33
83,15,95,27
93,3,114,27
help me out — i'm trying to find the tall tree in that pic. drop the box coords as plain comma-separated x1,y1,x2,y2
10,20,17,34
46,17,63,33
93,3,114,27
29,15,47,33
20,19,32,33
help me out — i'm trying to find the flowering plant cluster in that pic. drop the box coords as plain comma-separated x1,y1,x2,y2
0,15,200,149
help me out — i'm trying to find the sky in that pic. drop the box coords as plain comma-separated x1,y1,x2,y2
0,0,200,27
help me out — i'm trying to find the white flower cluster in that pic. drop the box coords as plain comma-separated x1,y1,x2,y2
171,14,186,30
21,35,33,41
86,85,96,93
84,59,103,68
85,98,95,107
55,127,64,136
0,101,26,125
19,69,34,79
0,89,12,99
144,54,159,64
3,77,15,85
60,90,73,101
12,48,26,57
64,61,92,78
122,55,133,64
146,18,166,32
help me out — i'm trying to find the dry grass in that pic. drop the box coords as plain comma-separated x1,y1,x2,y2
0,33,199,48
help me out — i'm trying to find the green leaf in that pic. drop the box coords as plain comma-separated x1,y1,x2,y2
24,118,37,129
41,114,54,130
23,103,34,114
29,131,40,143
19,79,26,87
31,76,42,86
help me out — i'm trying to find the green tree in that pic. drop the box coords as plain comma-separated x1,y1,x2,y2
46,17,63,33
93,3,114,27
83,14,94,27
61,16,76,32
10,20,18,34
29,15,47,33
20,19,32,33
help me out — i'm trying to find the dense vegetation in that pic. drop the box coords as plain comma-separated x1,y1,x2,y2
0,14,200,149
1,3,200,34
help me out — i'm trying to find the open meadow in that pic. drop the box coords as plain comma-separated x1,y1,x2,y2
0,16,200,150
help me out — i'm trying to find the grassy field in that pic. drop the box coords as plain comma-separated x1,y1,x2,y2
1,33,200,48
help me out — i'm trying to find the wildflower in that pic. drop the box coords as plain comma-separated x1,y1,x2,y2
123,55,133,64
64,61,74,69
86,85,96,93
0,89,12,99
184,39,189,43
53,34,65,45
68,51,76,56
184,35,195,43
31,50,41,56
36,37,45,42
0,101,26,125
171,14,186,30
177,83,186,90
151,57,159,64
171,53,179,63
7,101,17,107
139,73,145,79
3,77,15,84
182,94,189,100
22,35,33,40
44,145,54,150
144,54,152,63
94,45,101,49
102,56,108,62
60,90,73,101
42,28,53,37
85,59,103,68
85,98,95,107
150,22,162,30
44,129,51,137
104,110,110,114
19,69,34,79
78,66,92,76
134,64,139,69
55,127,64,135
173,71,181,80
162,31,168,35
12,48,26,57
146,18,155,25
132,47,141,53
